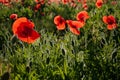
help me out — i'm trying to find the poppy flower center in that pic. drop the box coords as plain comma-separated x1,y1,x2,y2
58,18,64,24
78,14,85,22
97,2,102,6
17,26,33,38
107,18,114,25
80,16,84,21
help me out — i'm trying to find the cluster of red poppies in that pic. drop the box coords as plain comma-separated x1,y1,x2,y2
54,11,117,35
54,11,89,35
0,0,117,10
53,0,117,34
8,0,117,44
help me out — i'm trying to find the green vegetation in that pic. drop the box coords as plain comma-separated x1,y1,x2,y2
0,0,120,80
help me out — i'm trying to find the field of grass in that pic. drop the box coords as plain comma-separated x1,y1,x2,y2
0,0,120,80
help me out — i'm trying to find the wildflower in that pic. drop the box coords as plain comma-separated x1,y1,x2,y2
54,15,66,30
62,0,69,4
96,0,103,8
66,20,83,35
49,0,60,4
78,0,81,2
39,0,44,4
34,0,44,12
35,0,39,3
34,3,41,12
83,0,87,4
70,0,77,8
12,17,40,43
111,1,117,5
82,3,88,10
76,11,89,26
102,15,117,30
0,0,10,6
35,0,44,4
0,0,4,3
10,14,18,20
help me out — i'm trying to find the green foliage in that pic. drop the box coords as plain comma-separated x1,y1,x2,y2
0,1,120,80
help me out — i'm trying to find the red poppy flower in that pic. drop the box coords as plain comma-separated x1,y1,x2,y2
12,17,40,43
0,0,4,3
76,11,89,25
62,0,69,4
66,20,84,35
35,0,44,4
35,0,38,2
82,3,88,10
70,1,77,8
102,15,117,30
83,0,87,4
34,3,41,12
54,15,66,30
111,1,117,5
0,0,10,6
10,14,18,20
78,0,81,2
96,0,103,8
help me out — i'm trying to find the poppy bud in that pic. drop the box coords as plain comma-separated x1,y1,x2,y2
111,1,117,5
83,3,88,10
10,14,18,20
34,3,41,12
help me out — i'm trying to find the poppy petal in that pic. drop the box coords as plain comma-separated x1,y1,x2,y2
54,16,65,24
12,17,34,34
66,20,84,29
66,20,81,35
107,24,117,30
54,16,60,25
62,0,69,4
10,14,18,20
69,27,80,35
56,23,66,30
102,16,108,24
71,20,85,28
